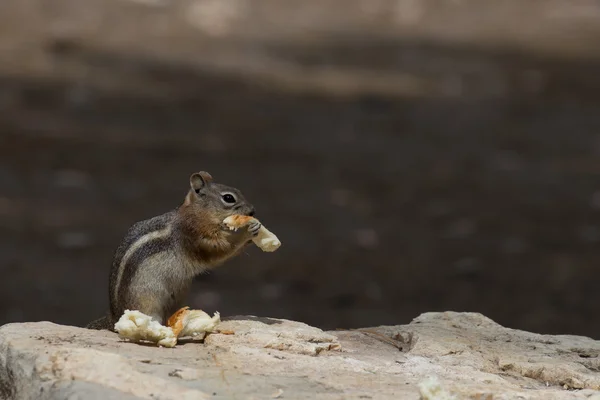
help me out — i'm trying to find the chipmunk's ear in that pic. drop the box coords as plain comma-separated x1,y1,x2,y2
190,171,213,193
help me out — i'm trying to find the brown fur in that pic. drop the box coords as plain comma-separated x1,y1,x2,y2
176,205,250,267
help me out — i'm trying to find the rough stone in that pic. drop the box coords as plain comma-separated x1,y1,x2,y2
0,312,599,399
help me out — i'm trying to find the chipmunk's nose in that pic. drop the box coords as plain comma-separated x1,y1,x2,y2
248,208,255,217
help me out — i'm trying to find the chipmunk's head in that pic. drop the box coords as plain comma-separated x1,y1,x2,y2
184,171,255,222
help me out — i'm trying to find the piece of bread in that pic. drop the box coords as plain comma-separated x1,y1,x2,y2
114,310,178,348
223,215,281,252
115,308,221,347
223,215,254,227
167,306,221,338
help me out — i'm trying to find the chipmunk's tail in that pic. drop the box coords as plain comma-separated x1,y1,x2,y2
85,315,114,331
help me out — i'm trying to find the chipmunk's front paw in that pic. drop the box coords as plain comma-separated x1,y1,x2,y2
248,219,262,237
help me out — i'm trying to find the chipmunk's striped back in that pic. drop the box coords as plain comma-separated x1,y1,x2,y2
109,211,177,321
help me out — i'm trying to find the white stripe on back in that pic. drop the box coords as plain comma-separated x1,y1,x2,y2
113,225,173,307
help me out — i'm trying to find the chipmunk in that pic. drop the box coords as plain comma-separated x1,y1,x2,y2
86,171,260,331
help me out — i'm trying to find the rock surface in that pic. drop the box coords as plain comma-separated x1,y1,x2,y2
0,312,599,399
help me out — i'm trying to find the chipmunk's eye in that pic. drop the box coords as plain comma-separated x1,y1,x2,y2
221,193,236,204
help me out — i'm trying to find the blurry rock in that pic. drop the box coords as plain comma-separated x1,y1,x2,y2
186,0,247,36
52,169,92,189
260,283,284,300
452,256,480,278
0,197,11,216
330,188,351,207
502,236,528,254
393,0,425,26
354,228,379,249
492,151,524,172
578,225,600,243
56,231,94,249
444,218,477,239
65,85,93,109
364,281,383,301
590,190,600,209
125,0,170,6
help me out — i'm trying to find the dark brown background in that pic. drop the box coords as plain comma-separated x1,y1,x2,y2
1,0,599,338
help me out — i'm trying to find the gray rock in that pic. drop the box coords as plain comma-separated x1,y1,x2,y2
1,312,599,399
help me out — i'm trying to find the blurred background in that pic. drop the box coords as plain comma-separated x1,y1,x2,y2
1,0,599,339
